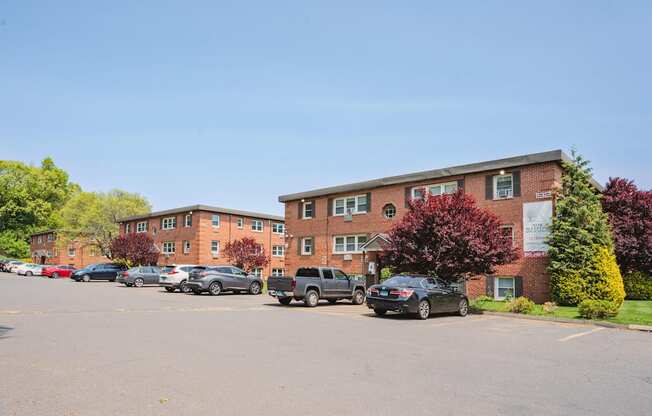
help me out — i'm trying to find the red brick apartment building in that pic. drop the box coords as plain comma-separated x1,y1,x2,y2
30,230,110,268
278,150,596,303
117,205,286,278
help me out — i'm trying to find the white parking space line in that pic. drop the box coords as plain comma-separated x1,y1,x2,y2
558,327,605,342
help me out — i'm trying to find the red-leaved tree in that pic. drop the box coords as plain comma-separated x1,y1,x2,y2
381,190,517,281
602,177,652,274
109,233,159,266
223,237,270,273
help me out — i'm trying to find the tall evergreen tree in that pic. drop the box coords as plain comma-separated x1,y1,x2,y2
547,151,625,306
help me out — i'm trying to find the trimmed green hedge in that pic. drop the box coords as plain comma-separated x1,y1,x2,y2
623,272,652,300
578,300,620,319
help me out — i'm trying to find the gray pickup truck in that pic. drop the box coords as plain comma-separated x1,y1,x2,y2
267,267,366,307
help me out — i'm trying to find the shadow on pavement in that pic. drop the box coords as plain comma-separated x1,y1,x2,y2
0,325,13,339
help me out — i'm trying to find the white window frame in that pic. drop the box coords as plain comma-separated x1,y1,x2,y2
272,223,285,234
125,223,131,233
411,181,458,200
136,221,147,233
162,241,176,254
183,240,191,254
493,174,514,200
383,204,396,219
333,195,368,216
184,214,192,227
211,214,220,228
47,234,55,242
272,268,284,277
253,267,263,278
251,219,263,232
68,247,76,257
272,245,284,257
210,240,220,256
500,224,515,247
236,218,244,229
301,237,313,255
162,217,176,230
302,201,314,219
332,235,368,254
37,235,42,244
495,277,515,300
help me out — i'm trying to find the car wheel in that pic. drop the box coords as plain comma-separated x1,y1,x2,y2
458,298,469,317
328,299,337,304
304,290,319,307
374,308,387,316
26,271,33,277
181,281,192,294
82,274,90,282
417,300,430,320
278,297,292,305
249,281,261,295
134,278,144,288
351,289,365,305
208,281,222,296
52,272,59,279
164,287,176,293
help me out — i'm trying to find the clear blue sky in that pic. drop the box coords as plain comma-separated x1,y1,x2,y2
2,1,650,215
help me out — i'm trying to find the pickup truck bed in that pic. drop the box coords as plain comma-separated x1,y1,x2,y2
267,276,294,292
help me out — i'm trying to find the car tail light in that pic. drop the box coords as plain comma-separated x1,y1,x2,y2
200,271,208,277
367,288,379,296
121,272,128,277
167,270,178,275
390,289,414,299
291,279,296,290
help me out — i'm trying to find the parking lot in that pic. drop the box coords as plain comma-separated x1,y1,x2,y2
1,272,651,416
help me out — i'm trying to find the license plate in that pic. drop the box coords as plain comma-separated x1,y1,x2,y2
380,290,388,297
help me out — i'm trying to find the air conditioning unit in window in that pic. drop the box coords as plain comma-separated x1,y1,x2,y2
343,254,353,261
497,189,513,199
344,209,353,222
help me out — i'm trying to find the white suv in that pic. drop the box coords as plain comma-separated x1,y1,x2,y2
159,264,197,293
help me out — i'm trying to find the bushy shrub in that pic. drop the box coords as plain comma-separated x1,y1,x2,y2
507,297,535,314
543,301,558,314
623,271,652,300
550,270,586,306
473,295,494,303
586,247,625,307
578,300,620,319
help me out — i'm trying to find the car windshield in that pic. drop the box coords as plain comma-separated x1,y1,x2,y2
382,276,425,288
128,267,140,272
161,266,174,273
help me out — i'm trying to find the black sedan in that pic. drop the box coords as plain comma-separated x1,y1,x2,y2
366,275,468,320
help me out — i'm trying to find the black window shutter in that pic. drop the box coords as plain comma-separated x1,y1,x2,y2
514,276,523,297
160,218,163,229
298,202,303,219
485,275,495,297
297,238,302,255
485,175,494,200
513,171,521,197
457,179,465,192
327,198,333,216
366,192,372,212
404,187,412,208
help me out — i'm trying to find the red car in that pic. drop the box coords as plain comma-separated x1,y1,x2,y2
42,265,76,278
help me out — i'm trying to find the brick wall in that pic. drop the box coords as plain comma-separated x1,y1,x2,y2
283,162,563,303
30,232,110,268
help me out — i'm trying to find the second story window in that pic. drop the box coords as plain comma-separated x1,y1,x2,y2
161,217,176,230
272,223,285,234
500,225,515,247
184,214,193,227
47,233,55,242
211,214,220,227
334,195,368,215
412,181,458,200
162,241,175,254
251,219,263,232
494,174,514,199
183,240,191,254
136,221,147,233
68,247,76,257
302,201,314,219
301,237,313,255
236,218,244,229
272,245,284,257
333,235,368,254
37,235,42,244
125,223,131,233
210,240,220,256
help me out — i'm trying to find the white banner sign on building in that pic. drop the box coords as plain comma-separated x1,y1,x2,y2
523,201,553,257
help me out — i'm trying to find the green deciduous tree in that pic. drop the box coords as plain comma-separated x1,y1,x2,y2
547,151,625,306
60,190,150,258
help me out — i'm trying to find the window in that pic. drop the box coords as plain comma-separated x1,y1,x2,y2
236,218,244,229
211,214,220,227
125,223,131,233
383,204,396,219
162,241,176,254
89,247,97,257
162,217,176,230
47,234,55,242
322,269,334,279
252,268,263,278
333,235,368,254
136,221,147,233
255,244,263,255
184,214,193,227
272,223,285,234
230,267,247,276
37,235,42,244
302,201,314,219
334,195,367,216
272,245,284,257
301,237,313,255
183,240,191,254
68,247,76,257
210,240,220,256
333,269,348,280
272,268,284,277
500,225,515,247
495,277,515,300
412,181,458,200
251,219,263,232
296,267,320,277
46,250,52,258
494,174,513,199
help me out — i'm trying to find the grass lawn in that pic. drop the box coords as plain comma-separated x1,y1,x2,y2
470,299,652,326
